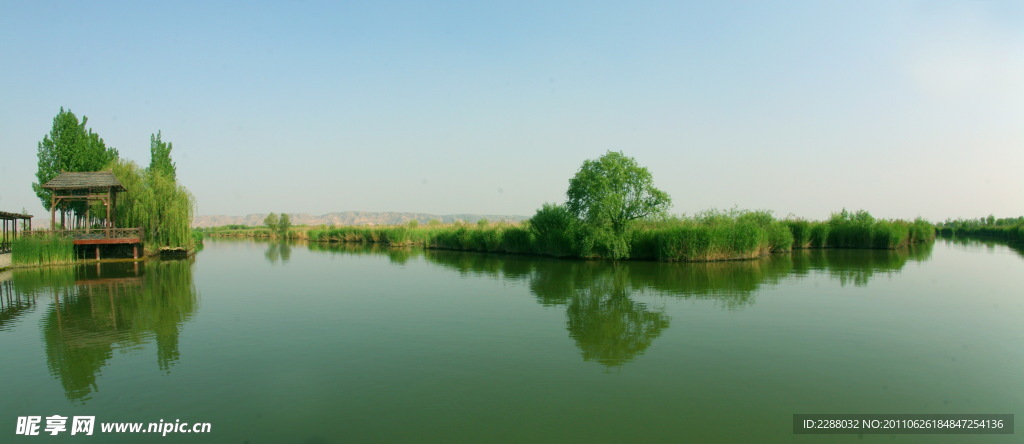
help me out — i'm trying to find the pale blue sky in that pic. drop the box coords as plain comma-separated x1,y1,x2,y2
1,1,1021,222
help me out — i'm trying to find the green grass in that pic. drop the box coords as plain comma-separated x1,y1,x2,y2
11,235,75,266
306,223,537,254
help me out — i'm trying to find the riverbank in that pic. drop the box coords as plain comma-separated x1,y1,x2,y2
938,224,1024,244
3,234,181,270
201,210,937,262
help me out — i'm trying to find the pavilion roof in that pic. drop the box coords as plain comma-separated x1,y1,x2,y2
42,171,126,191
0,211,32,220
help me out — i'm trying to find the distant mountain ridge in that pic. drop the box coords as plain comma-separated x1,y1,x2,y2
192,211,528,228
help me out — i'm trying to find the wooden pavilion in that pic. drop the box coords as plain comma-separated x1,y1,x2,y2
0,211,32,254
42,171,125,230
29,171,143,259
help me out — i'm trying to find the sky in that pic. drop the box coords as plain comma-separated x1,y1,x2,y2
1,0,1021,222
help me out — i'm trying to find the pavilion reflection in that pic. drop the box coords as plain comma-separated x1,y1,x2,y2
10,259,198,402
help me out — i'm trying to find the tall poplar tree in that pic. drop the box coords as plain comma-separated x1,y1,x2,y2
148,131,176,180
32,108,119,213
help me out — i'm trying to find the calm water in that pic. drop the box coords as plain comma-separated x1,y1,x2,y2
1,237,1021,443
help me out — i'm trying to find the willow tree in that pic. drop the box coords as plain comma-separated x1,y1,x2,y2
565,151,671,259
110,160,195,249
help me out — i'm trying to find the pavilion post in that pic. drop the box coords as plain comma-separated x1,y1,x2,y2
107,187,113,236
110,188,117,228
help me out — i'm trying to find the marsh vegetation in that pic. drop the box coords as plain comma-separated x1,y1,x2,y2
203,151,937,262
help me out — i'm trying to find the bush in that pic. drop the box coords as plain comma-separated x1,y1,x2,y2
529,204,578,257
786,220,812,248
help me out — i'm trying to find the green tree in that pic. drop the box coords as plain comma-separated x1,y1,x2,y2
148,131,176,180
528,203,577,257
565,151,671,259
277,213,291,237
111,159,195,248
264,213,279,232
33,108,119,212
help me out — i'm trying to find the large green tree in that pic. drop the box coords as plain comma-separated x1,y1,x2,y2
565,151,671,258
33,108,119,212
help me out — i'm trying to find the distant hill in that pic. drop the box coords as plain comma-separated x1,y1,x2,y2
192,211,528,228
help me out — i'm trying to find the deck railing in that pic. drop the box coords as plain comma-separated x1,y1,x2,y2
23,227,144,241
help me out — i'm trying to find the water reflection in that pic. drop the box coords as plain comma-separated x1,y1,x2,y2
305,241,935,367
790,242,933,287
416,245,933,367
309,241,424,265
1,271,41,331
564,267,669,367
265,241,293,264
9,260,198,402
940,235,1024,259
250,240,939,368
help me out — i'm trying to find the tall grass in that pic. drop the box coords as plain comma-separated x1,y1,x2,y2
784,210,934,250
629,209,793,262
11,236,75,266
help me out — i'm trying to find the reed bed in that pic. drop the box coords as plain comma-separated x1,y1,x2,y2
811,209,933,247
306,223,536,253
202,225,307,240
938,217,1024,244
11,235,75,266
785,211,933,250
630,210,793,262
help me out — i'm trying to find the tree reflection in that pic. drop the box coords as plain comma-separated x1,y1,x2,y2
307,241,427,265
789,243,932,287
564,267,669,367
308,243,933,368
427,253,670,367
264,242,292,265
12,260,198,402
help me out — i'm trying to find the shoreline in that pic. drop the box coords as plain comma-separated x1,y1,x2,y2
205,230,936,263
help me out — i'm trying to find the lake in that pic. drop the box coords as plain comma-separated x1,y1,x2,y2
1,237,1021,443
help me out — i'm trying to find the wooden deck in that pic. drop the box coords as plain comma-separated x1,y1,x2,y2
24,228,144,259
